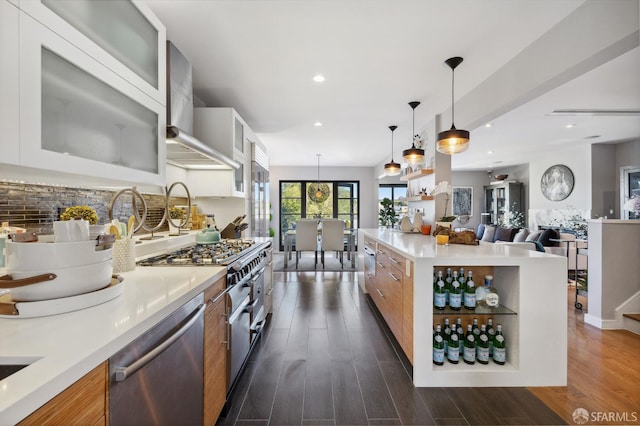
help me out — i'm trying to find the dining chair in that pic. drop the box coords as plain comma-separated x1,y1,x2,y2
294,219,319,268
321,219,345,268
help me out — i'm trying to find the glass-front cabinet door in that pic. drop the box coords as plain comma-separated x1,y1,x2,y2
19,12,165,186
19,0,166,106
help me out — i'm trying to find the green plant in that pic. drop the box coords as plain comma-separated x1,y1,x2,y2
169,207,186,220
379,198,398,227
60,205,98,224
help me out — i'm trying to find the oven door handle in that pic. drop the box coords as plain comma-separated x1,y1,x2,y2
113,303,206,382
250,267,266,283
244,299,259,314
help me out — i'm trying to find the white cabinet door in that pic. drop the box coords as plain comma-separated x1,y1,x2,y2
0,0,19,165
19,12,165,187
18,0,166,106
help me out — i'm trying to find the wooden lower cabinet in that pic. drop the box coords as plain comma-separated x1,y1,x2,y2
19,362,108,426
365,241,414,364
401,262,414,364
204,276,229,425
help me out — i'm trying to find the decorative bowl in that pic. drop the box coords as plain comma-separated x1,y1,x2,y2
494,174,508,181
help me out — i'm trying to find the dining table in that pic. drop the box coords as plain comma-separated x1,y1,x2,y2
283,226,356,268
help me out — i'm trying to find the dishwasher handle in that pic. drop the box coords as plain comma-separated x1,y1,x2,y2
114,303,206,382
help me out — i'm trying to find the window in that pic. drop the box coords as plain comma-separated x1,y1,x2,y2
379,184,407,223
279,180,359,250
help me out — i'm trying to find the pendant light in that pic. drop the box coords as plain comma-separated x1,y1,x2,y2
384,125,401,176
402,101,425,164
437,56,470,155
308,154,330,203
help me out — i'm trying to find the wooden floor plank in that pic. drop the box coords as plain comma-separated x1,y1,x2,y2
269,359,306,425
529,287,640,425
354,358,399,420
330,359,369,425
378,360,436,425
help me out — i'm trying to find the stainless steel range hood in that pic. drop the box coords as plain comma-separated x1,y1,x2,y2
166,41,239,170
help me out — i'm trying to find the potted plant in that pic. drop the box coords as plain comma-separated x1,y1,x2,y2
431,182,456,228
379,198,398,228
60,205,99,224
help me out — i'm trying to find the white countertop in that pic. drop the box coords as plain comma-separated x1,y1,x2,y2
359,228,555,263
0,233,231,425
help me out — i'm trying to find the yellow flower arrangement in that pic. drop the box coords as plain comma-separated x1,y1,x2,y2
60,205,99,224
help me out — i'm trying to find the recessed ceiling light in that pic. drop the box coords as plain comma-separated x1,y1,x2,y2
314,122,323,127
485,123,493,128
565,124,576,128
585,135,601,139
488,150,493,155
313,75,325,83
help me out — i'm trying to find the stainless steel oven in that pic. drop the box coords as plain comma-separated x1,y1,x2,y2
138,239,272,394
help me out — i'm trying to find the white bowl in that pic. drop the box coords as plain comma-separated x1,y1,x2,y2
7,260,113,302
6,239,112,271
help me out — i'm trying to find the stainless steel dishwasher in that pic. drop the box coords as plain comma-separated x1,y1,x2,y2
109,294,205,425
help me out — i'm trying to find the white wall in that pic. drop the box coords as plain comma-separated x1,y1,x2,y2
591,144,618,218
529,145,592,211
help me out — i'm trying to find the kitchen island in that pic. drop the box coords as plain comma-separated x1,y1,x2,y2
358,228,567,388
0,233,227,425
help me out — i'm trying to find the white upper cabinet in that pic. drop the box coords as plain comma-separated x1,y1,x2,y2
0,1,166,187
194,108,250,197
0,0,19,165
19,0,166,106
194,108,247,160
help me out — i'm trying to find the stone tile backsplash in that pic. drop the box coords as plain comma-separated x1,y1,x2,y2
0,182,185,236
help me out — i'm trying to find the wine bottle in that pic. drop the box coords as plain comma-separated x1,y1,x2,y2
472,318,480,337
464,270,476,310
477,324,490,364
458,267,466,293
447,324,460,364
443,318,451,353
445,268,453,306
493,324,506,365
434,271,446,310
449,271,462,310
463,324,476,365
433,325,445,365
487,319,495,357
456,317,464,355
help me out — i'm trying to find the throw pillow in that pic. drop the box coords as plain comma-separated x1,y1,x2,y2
538,228,560,247
494,227,516,242
481,225,496,242
513,228,530,242
476,224,485,240
525,230,542,242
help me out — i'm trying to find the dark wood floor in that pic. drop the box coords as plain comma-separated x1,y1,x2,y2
218,271,566,426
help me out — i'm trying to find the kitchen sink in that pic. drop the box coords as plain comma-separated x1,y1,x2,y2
0,357,41,381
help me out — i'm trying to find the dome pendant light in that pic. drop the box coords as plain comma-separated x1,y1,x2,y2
437,56,470,155
402,101,425,164
384,125,401,176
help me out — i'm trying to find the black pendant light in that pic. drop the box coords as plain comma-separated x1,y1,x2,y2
384,125,401,176
402,101,425,164
437,56,470,155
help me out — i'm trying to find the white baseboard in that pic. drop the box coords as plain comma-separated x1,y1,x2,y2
583,313,622,329
623,316,640,335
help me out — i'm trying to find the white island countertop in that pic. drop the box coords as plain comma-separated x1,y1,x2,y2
0,244,226,425
359,228,557,263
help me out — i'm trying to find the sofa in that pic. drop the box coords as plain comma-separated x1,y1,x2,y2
476,224,587,271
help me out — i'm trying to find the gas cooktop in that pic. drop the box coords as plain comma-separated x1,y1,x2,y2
137,239,257,266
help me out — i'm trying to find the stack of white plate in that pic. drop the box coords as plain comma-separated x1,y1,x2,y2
4,239,113,302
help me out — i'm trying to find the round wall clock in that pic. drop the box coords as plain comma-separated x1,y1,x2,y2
540,164,574,201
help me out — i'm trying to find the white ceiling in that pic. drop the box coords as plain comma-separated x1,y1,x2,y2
146,0,640,170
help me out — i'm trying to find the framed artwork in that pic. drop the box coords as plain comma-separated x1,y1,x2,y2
541,164,574,201
452,186,473,216
621,165,640,219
